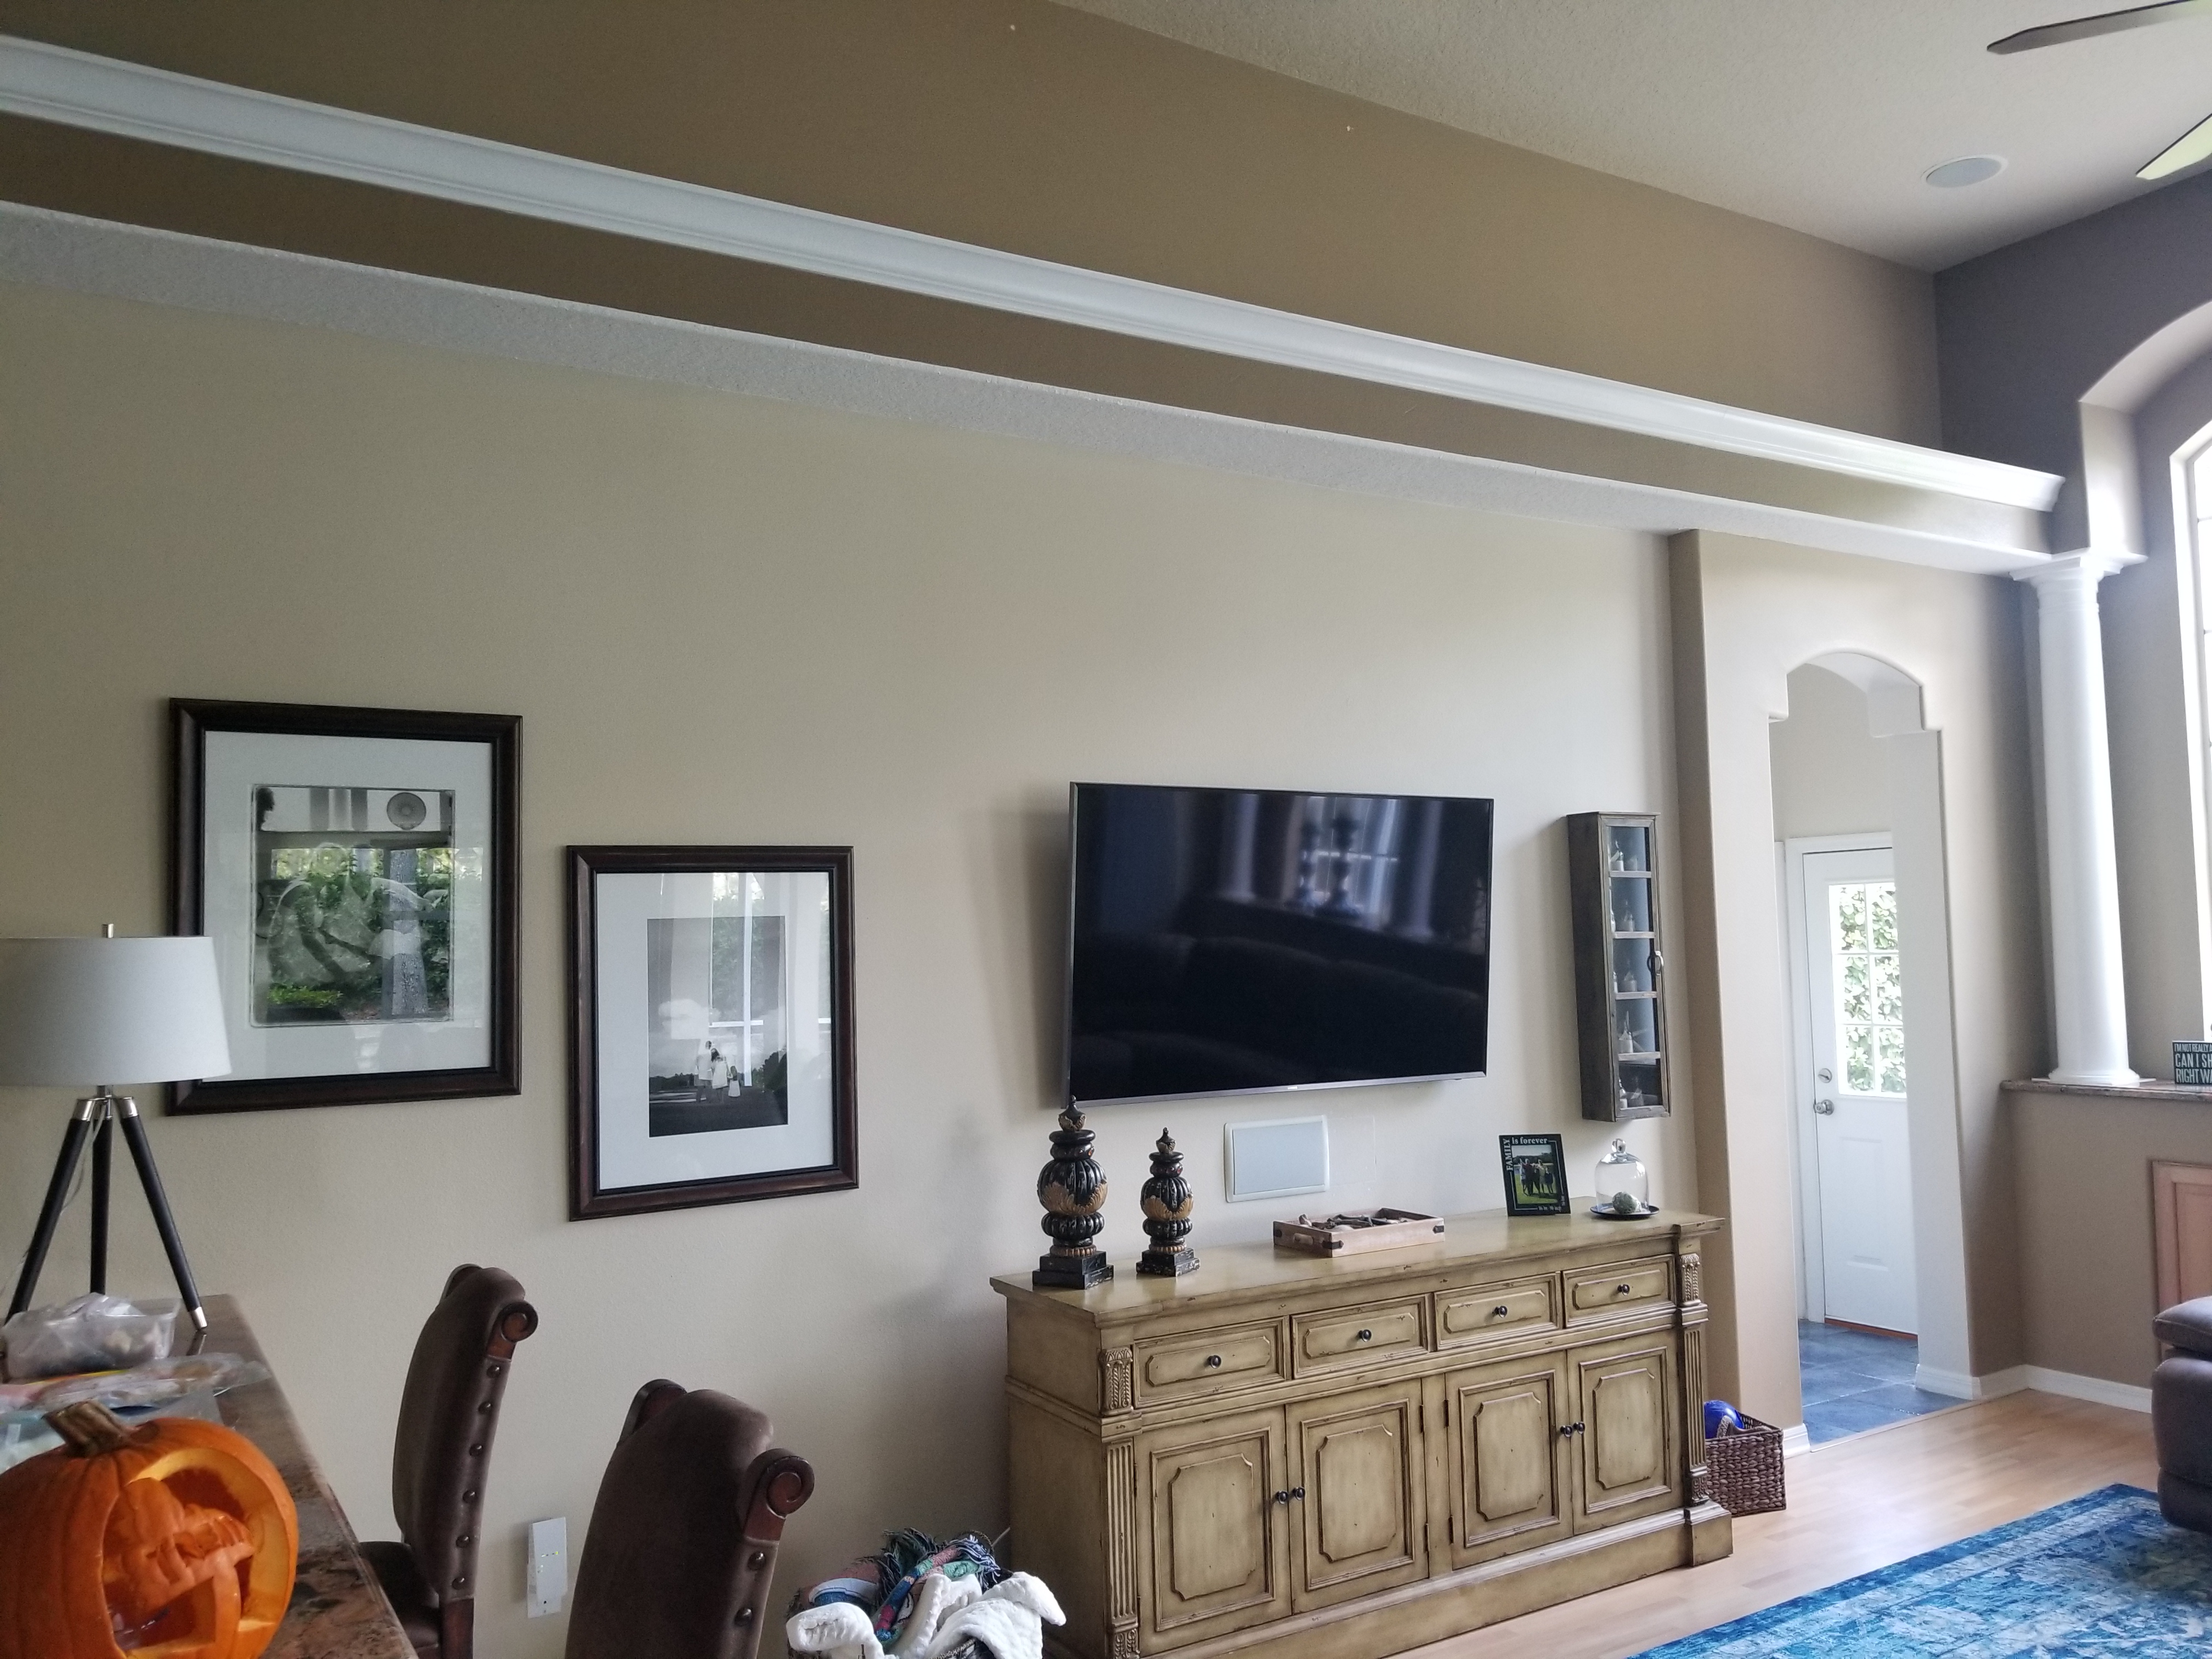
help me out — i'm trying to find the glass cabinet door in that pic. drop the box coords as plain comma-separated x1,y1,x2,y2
1567,813,1669,1122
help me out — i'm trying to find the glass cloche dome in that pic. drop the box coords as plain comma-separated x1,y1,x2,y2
1594,1138,1651,1216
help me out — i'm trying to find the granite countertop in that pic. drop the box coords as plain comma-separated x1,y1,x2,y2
202,1295,414,1659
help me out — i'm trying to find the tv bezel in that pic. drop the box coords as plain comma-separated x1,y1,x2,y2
1062,780,1494,1109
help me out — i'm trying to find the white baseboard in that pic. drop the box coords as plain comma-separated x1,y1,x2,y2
1908,1361,2147,1412
1914,1363,1983,1400
1780,1423,1813,1459
2018,1365,2153,1414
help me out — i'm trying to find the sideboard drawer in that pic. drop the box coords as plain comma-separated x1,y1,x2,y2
1435,1276,1560,1349
1136,1323,1285,1403
1291,1297,1427,1374
1565,1258,1674,1323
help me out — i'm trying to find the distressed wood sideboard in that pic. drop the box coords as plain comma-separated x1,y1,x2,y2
992,1208,1730,1659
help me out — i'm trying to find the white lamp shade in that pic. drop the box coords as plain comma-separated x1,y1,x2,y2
0,935,234,1086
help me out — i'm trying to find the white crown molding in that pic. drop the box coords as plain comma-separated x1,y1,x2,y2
0,203,2053,575
0,33,2061,515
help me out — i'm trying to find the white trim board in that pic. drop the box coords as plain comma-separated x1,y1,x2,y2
0,203,2056,574
0,32,2061,519
1780,1423,1814,1459
1925,1364,2152,1413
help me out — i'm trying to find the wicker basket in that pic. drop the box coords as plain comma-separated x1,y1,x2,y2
1705,1413,1786,1515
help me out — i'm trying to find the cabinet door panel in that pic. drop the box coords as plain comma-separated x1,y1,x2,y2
1288,1381,1427,1612
1139,1408,1290,1647
1441,1353,1573,1568
1569,1333,1681,1532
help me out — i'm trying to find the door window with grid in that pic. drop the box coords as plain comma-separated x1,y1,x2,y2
1830,880,1905,1096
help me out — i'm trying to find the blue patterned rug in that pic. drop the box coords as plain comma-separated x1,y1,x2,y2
1640,1485,2212,1656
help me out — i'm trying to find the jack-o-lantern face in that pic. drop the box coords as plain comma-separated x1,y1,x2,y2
0,1402,299,1659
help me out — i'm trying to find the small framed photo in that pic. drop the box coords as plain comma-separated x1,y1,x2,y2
170,699,520,1113
1500,1132,1571,1217
568,845,858,1218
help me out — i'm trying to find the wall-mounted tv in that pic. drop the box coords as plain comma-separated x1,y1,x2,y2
1066,782,1494,1106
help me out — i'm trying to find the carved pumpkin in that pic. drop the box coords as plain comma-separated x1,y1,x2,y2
0,1401,298,1659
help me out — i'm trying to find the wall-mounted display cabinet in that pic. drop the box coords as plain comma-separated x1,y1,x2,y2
1566,813,1671,1123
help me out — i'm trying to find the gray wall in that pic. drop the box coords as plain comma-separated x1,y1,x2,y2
1936,170,2212,548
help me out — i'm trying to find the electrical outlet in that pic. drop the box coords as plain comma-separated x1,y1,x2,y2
526,1516,567,1617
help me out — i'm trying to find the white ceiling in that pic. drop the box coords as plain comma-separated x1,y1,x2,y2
1052,0,2212,270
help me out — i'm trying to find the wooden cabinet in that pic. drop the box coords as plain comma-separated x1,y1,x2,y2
1566,811,1673,1122
997,1209,1729,1659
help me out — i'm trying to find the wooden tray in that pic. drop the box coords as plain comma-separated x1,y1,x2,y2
1273,1208,1446,1256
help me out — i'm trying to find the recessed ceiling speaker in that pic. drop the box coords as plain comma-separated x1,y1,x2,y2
1925,155,2006,189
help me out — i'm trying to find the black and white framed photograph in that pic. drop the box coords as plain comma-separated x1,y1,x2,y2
568,844,857,1218
1499,1132,1571,1217
169,699,521,1113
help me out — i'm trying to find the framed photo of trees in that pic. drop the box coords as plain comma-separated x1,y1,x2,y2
168,699,520,1113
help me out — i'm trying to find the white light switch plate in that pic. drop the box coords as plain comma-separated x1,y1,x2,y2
526,1516,567,1617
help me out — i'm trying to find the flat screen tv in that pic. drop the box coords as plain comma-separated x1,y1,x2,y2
1065,782,1494,1106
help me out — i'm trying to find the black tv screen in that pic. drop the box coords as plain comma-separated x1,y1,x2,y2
1065,782,1494,1106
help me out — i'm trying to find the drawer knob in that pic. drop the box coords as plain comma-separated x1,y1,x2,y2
1355,1329,1373,1342
1615,1283,1634,1296
1205,1355,1223,1368
1491,1305,1511,1319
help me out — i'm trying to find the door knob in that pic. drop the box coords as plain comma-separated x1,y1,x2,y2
1813,1098,1837,1116
1272,1490,1291,1505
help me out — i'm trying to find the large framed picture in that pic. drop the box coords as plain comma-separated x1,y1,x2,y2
568,845,858,1218
1499,1132,1571,1217
169,699,521,1113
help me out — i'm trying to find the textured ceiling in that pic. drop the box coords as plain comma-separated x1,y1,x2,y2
1052,0,2212,269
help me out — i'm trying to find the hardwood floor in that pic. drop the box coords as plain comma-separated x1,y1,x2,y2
1413,1390,2159,1659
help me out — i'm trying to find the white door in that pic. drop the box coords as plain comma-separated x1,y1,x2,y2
1800,847,1917,1335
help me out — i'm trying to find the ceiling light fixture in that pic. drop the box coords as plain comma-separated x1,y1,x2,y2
1924,155,2006,188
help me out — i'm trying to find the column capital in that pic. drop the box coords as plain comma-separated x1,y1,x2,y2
2012,547,2145,587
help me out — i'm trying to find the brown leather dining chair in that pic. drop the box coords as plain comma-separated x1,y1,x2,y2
360,1264,539,1659
565,1379,816,1659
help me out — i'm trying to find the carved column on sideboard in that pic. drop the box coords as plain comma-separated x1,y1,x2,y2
1104,1435,1140,1659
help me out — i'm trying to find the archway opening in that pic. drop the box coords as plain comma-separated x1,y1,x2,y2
1769,653,1974,1444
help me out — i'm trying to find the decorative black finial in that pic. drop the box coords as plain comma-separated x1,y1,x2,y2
1034,1105,1113,1289
1136,1127,1198,1277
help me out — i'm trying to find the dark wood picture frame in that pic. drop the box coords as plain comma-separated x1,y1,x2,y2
1499,1132,1572,1217
568,844,859,1219
169,698,522,1114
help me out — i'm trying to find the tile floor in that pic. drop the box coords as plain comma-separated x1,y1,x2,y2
1798,1319,1958,1444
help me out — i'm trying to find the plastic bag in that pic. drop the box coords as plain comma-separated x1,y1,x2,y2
0,1293,177,1381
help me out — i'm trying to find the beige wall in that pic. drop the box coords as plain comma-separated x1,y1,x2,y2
0,279,1701,1656
1669,532,2042,1425
2010,1085,2212,1387
0,0,1940,443
1770,665,1888,844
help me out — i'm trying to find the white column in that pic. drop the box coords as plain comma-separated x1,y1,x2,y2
2017,551,2138,1086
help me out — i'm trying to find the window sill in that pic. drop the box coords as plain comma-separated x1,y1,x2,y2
2001,1077,2212,1102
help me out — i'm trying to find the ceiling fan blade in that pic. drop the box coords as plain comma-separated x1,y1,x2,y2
1990,0,2212,53
2140,108,2212,177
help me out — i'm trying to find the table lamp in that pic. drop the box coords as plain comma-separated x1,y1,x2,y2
0,927,232,1334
